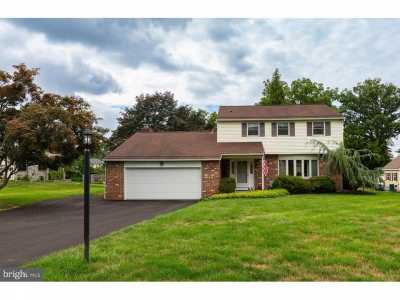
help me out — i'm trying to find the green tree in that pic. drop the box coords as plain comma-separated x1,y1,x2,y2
0,64,41,188
259,68,289,105
0,64,106,190
109,92,177,147
206,112,218,130
339,78,400,169
109,92,211,149
313,140,381,191
169,105,208,131
288,78,337,106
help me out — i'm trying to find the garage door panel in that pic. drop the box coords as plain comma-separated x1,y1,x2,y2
124,167,201,200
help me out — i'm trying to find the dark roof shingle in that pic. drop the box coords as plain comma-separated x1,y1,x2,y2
105,131,263,160
218,104,342,120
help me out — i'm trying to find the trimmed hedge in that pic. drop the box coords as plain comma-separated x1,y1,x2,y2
208,188,289,200
272,176,335,194
309,176,336,193
219,177,236,193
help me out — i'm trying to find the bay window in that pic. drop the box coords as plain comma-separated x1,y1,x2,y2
278,158,319,178
279,160,286,176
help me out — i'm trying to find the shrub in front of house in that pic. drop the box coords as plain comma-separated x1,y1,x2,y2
208,188,288,200
219,177,236,193
272,176,336,194
272,176,311,194
308,176,335,193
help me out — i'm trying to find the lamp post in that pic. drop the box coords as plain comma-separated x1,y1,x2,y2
83,128,92,262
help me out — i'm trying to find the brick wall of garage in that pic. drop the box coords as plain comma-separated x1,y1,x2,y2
105,161,124,200
201,161,220,198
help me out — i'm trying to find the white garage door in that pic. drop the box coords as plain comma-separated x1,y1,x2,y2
124,164,201,200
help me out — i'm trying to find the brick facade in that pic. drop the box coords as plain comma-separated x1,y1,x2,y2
254,155,279,189
264,155,279,188
105,162,124,200
202,160,221,198
319,159,343,191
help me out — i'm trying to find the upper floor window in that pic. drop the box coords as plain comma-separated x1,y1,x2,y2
247,123,259,136
278,122,289,136
242,122,265,137
272,122,295,136
307,121,331,136
393,173,398,181
386,173,391,181
313,122,325,135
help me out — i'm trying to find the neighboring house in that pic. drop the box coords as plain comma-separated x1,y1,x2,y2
15,165,49,181
0,159,17,181
90,158,104,169
382,157,400,191
104,104,343,200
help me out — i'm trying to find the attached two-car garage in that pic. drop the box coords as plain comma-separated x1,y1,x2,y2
124,161,202,200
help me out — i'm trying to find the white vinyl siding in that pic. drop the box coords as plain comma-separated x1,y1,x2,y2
217,120,343,154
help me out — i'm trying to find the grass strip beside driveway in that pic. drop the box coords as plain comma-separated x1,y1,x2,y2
0,181,104,210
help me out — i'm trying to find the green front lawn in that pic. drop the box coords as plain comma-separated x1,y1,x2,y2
27,192,400,281
0,181,104,209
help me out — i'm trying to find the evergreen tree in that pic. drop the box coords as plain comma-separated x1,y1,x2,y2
259,68,289,105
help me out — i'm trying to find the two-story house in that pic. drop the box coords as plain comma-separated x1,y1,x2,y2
104,104,343,200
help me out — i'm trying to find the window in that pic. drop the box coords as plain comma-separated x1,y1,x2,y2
303,160,310,177
393,173,397,181
247,123,259,136
278,122,289,136
279,159,316,178
231,161,235,175
279,160,286,176
313,122,324,135
288,160,294,176
311,160,318,176
386,173,391,181
296,160,302,176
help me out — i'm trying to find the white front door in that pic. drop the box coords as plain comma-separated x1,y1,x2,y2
236,161,249,190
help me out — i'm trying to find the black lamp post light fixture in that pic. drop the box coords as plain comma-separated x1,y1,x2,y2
83,128,92,262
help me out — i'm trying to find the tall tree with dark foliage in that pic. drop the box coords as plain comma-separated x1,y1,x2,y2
110,92,212,149
339,78,400,169
259,68,289,105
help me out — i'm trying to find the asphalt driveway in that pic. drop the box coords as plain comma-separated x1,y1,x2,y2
0,196,195,267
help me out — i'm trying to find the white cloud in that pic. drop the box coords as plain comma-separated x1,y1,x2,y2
1,19,400,151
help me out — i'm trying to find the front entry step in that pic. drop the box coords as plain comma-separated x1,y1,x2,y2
235,187,249,191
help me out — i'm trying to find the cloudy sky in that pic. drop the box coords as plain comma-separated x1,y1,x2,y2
0,19,399,149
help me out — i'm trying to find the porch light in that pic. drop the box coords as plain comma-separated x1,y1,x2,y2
83,128,92,146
